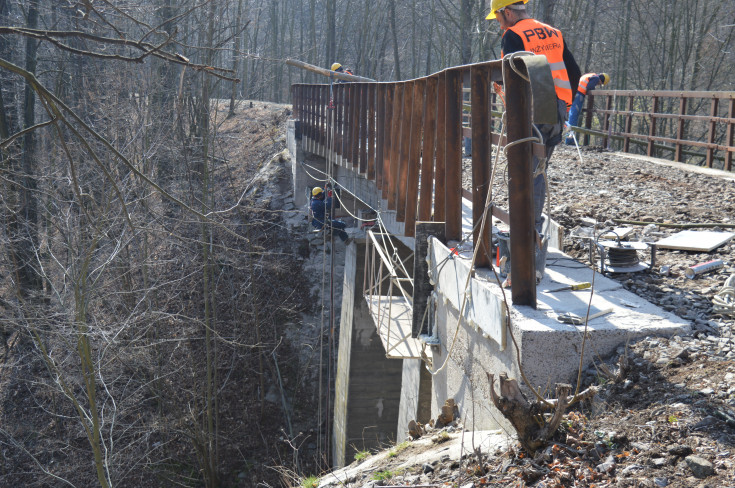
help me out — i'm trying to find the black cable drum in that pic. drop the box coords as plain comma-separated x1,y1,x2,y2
606,246,640,268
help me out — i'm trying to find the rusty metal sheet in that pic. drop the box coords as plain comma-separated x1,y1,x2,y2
404,80,425,237
471,65,492,268
388,84,403,210
367,84,377,179
396,82,413,223
359,83,368,173
445,70,463,241
504,58,536,307
382,85,395,198
351,85,360,167
418,77,438,222
434,74,447,223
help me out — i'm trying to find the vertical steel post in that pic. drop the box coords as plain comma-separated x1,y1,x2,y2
418,77,438,222
471,66,491,268
445,70,463,241
675,96,687,162
504,59,536,307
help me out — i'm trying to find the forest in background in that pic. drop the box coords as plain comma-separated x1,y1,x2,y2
0,0,733,487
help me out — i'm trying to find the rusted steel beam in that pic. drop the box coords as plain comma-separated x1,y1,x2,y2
396,82,414,223
390,83,402,202
376,84,387,188
504,58,536,308
675,97,687,162
336,85,344,163
434,75,447,222
726,99,734,171
367,84,377,179
359,83,369,174
404,80,425,237
307,85,315,151
342,85,351,164
471,65,491,268
382,85,395,198
707,98,719,168
351,84,360,168
317,86,325,154
444,70,463,241
647,96,659,157
418,77,438,222
291,86,299,119
326,88,334,166
623,95,633,153
388,83,404,211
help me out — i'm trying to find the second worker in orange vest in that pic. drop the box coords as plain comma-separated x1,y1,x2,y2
487,0,581,280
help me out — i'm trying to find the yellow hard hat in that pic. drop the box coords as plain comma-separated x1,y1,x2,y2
312,186,324,197
330,63,342,71
486,0,529,20
600,73,611,85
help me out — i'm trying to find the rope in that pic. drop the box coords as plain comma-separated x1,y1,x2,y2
713,274,735,316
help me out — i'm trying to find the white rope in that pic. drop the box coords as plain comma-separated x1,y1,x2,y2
713,274,735,316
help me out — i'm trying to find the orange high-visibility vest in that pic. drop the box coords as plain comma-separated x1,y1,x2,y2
577,73,596,96
503,18,573,107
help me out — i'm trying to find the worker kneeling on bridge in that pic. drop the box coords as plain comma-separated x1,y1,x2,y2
310,187,351,244
488,0,581,279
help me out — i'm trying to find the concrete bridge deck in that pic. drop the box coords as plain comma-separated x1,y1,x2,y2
287,118,690,468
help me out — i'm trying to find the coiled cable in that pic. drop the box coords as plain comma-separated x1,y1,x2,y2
713,273,735,316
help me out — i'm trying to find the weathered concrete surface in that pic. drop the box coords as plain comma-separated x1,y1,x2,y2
396,358,432,443
333,242,404,468
427,236,690,432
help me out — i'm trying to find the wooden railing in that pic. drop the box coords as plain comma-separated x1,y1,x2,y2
580,90,735,170
292,60,546,307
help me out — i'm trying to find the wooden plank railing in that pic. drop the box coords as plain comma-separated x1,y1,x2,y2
291,59,545,307
580,90,735,171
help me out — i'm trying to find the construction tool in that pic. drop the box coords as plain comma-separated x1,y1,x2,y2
544,282,591,293
557,308,613,325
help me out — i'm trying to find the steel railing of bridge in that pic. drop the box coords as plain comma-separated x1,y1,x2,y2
291,59,546,307
578,90,735,170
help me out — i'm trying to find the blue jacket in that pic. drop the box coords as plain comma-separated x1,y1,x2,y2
310,196,332,228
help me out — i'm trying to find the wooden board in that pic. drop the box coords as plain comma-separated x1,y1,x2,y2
655,230,735,252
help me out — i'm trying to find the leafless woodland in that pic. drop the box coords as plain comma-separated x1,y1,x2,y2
0,0,733,486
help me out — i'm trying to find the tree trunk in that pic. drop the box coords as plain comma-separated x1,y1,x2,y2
389,0,401,80
18,0,42,296
460,0,472,64
229,0,244,116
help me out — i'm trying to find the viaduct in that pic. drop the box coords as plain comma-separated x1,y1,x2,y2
285,56,733,467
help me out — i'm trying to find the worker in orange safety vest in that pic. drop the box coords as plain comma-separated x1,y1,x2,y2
565,73,610,145
487,0,581,280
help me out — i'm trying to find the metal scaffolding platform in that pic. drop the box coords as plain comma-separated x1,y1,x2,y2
365,295,423,359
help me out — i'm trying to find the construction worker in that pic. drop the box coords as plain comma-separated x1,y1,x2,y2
487,0,581,280
310,187,351,244
565,73,610,145
330,62,354,82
